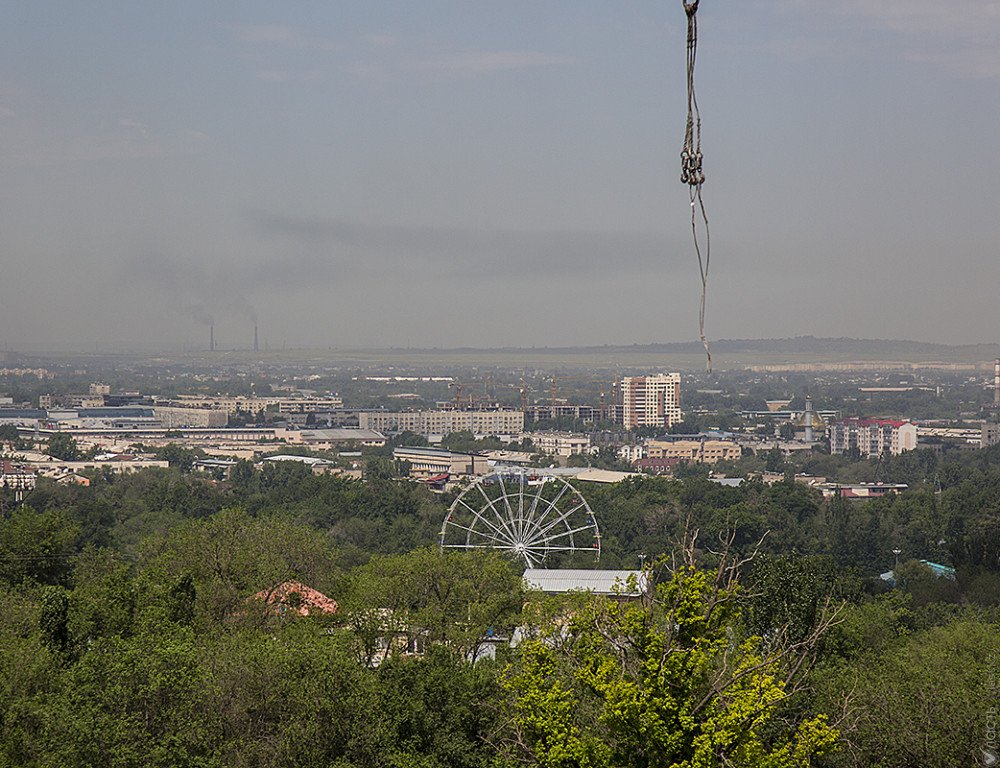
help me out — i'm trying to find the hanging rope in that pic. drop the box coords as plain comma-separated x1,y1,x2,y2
680,0,712,373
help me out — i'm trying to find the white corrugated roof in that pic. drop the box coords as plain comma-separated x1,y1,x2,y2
301,428,385,441
261,454,334,466
523,568,649,596
574,469,640,484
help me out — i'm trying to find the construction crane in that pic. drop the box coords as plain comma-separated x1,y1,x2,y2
525,371,623,426
447,381,465,409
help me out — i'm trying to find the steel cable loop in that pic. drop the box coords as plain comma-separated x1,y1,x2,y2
681,0,711,373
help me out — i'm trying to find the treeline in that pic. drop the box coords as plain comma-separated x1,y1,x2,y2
8,446,1000,590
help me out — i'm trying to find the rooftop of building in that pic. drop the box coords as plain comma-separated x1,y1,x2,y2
392,446,484,458
260,454,336,467
523,568,649,596
833,418,912,428
294,428,385,441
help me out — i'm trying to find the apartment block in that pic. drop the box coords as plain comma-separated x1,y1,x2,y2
529,431,592,457
359,409,524,436
621,373,682,429
828,418,918,457
645,438,741,465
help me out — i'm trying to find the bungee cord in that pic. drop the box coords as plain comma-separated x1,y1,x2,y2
680,0,712,373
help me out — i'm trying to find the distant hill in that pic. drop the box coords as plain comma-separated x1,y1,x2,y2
404,337,1000,359
16,336,1000,370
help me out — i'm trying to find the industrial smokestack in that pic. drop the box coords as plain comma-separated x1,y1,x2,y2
210,324,215,352
994,358,999,407
804,395,814,442
253,323,259,353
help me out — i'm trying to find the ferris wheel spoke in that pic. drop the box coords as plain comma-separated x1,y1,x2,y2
525,522,597,548
526,480,547,520
517,474,526,538
530,501,589,542
523,498,582,542
496,473,520,540
444,516,506,546
455,497,511,543
476,483,519,542
522,544,588,552
527,482,570,536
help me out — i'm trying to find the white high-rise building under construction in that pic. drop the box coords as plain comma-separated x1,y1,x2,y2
621,373,682,429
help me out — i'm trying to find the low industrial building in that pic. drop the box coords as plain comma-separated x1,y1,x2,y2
528,431,592,457
645,438,741,465
540,467,641,484
0,408,45,426
276,428,386,449
392,446,490,478
32,457,169,478
165,394,341,416
817,482,909,499
523,569,650,600
45,407,159,429
154,405,229,428
192,457,239,477
260,455,339,473
483,450,535,467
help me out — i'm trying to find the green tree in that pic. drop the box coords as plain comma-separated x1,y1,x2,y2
0,589,58,766
368,645,506,768
45,626,215,768
893,559,960,607
765,445,787,473
230,458,257,491
500,547,839,768
0,505,80,586
815,618,1000,768
166,573,197,626
39,586,70,655
138,507,338,625
742,554,856,643
201,623,367,767
68,548,138,648
46,432,81,461
0,424,23,449
364,456,399,481
339,548,524,664
156,443,202,473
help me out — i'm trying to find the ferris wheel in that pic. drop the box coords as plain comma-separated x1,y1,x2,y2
440,469,601,568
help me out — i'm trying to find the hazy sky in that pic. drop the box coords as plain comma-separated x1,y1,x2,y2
2,1,999,351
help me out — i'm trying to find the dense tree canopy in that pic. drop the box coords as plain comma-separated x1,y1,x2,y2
2,445,1000,766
